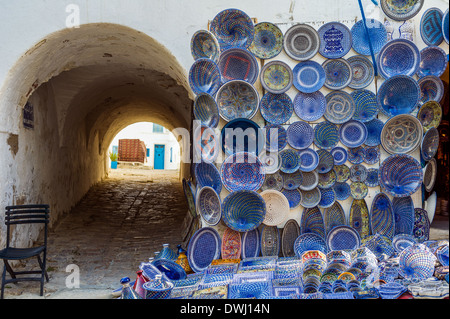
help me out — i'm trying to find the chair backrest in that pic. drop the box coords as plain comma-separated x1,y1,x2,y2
4,205,50,248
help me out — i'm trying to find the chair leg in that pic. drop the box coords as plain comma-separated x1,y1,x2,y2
4,260,16,279
1,262,7,299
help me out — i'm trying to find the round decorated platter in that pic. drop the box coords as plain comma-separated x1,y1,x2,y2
261,172,284,191
334,164,351,183
265,124,287,152
216,80,259,121
377,75,420,117
326,226,361,251
187,227,222,273
317,149,335,174
221,118,265,156
324,90,356,124
300,170,319,191
347,147,365,165
350,181,368,200
189,58,221,96
418,46,447,78
443,9,449,44
260,60,293,94
417,101,442,132
381,114,423,154
421,127,439,161
331,147,348,166
284,23,320,61
261,190,290,226
294,233,327,257
260,92,294,125
365,168,380,187
380,0,424,21
314,121,339,150
259,152,282,175
377,39,420,79
287,121,314,150
420,8,444,46
196,186,222,226
318,22,352,59
322,58,353,90
339,120,368,148
249,22,283,59
281,170,303,190
393,196,415,235
222,190,266,232
351,18,387,56
350,89,378,123
280,149,301,173
418,75,445,105
318,188,336,209
333,182,351,201
210,8,254,50
193,125,220,163
423,158,437,192
221,152,265,192
364,118,384,147
298,148,320,172
293,91,327,122
292,60,326,93
282,188,302,209
191,29,221,63
300,188,322,209
347,55,375,89
370,192,395,239
194,93,220,128
195,161,222,195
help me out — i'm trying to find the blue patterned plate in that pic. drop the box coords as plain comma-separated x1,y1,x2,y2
300,170,319,191
420,8,444,46
443,9,449,44
421,127,439,161
194,93,220,128
222,190,266,232
221,118,265,156
364,119,384,147
314,121,339,150
398,243,436,280
282,188,302,209
193,125,220,163
349,199,371,240
318,170,337,189
221,152,265,192
281,171,303,190
187,227,222,273
249,22,283,59
379,154,423,198
413,208,430,243
189,58,221,96
260,225,281,255
348,55,374,90
423,158,437,193
350,182,368,200
331,147,348,165
339,120,368,148
350,164,367,183
260,92,294,125
393,196,415,236
196,186,222,226
317,149,335,174
292,61,326,93
365,168,379,187
326,226,361,251
216,80,259,121
318,22,352,59
325,90,355,124
363,146,380,165
322,58,353,90
381,114,423,154
351,19,387,56
241,228,261,259
333,182,351,201
191,30,221,63
377,75,420,117
298,148,320,172
210,9,254,50
323,202,346,234
393,234,417,253
377,39,420,79
418,46,447,78
228,282,271,299
261,172,284,191
351,89,378,123
280,149,301,174
301,206,326,238
287,121,314,150
418,75,445,105
218,48,259,84
260,61,293,94
265,124,287,152
284,23,320,61
195,161,222,194
293,91,326,122
334,164,350,183
347,147,365,165
371,193,395,239
259,152,282,175
318,188,336,209
417,100,442,132
152,258,187,281
294,233,327,257
300,188,322,209
380,0,424,21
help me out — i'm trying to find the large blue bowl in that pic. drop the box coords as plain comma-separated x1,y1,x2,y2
377,75,420,117
222,190,266,232
189,58,222,96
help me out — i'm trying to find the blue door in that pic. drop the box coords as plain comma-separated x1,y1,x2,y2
154,145,165,170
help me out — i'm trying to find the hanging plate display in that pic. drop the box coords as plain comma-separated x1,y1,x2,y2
293,91,327,122
222,190,266,232
300,188,322,209
423,158,437,192
380,0,424,21
326,226,361,252
314,121,339,150
318,188,336,209
322,58,353,90
413,208,430,243
381,114,423,155
287,121,314,150
418,46,447,78
241,228,261,259
221,118,265,156
349,198,371,241
221,227,242,259
281,171,303,190
364,118,384,147
339,120,368,148
294,233,327,257
260,61,293,94
420,8,444,46
393,196,415,236
331,147,348,166
280,149,301,174
249,22,283,59
417,101,442,133
418,75,445,105
350,89,378,123
191,30,221,63
260,92,294,125
379,154,423,198
195,161,222,195
298,148,320,172
365,168,379,187
189,58,221,96
324,90,356,124
261,172,284,191
194,93,220,128
282,219,301,257
370,193,395,240
301,206,326,239
377,75,420,117
334,164,351,183
221,152,265,193
350,182,368,200
292,61,326,93
317,149,335,174
347,55,375,89
283,23,320,61
282,188,302,209
196,186,222,226
259,152,282,175
443,9,449,44
363,146,380,165
377,39,420,79
351,19,387,56
323,201,346,234
333,182,351,201
260,225,280,257
300,170,319,191
216,80,259,122
348,147,365,165
210,8,254,50
187,227,222,273
318,22,352,59
421,127,440,161
265,124,287,152
261,190,290,226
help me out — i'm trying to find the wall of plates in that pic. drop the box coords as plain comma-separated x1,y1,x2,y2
185,1,448,265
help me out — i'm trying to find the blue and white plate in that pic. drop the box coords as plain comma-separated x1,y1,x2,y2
241,228,261,259
443,9,449,44
222,190,266,232
377,75,420,117
363,146,380,165
418,46,447,78
331,147,348,165
347,55,374,90
294,233,327,257
421,127,439,162
216,80,259,121
381,114,423,155
187,227,222,273
260,60,293,94
351,89,378,123
301,188,322,209
317,149,335,174
282,188,302,209
287,121,314,150
350,164,368,183
370,193,394,239
195,161,222,194
281,171,303,190
260,92,294,125
322,58,353,90
393,196,415,235
418,75,445,105
301,206,326,239
351,19,387,56
218,47,259,84
420,8,444,46
313,121,338,151
326,226,361,252
280,149,301,174
292,61,326,93
318,22,352,59
293,91,326,122
191,29,221,63
364,118,384,147
365,168,379,187
318,188,336,209
221,152,265,192
298,148,320,172
189,58,221,96
221,118,265,156
196,186,222,226
377,39,420,79
339,120,368,148
194,93,220,128
284,23,320,61
380,0,424,21
325,90,356,124
265,124,287,152
210,9,254,50
347,147,365,165
333,182,351,201
334,164,350,183
249,22,284,59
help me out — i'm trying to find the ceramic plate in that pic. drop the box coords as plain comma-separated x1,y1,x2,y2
195,161,222,194
216,80,259,121
301,206,326,238
281,171,303,190
191,29,221,63
280,149,301,174
324,90,356,124
317,149,335,174
418,46,447,78
350,181,368,200
323,201,346,234
265,124,287,152
322,58,353,90
193,125,220,163
349,199,371,240
377,75,420,117
314,121,339,150
189,58,221,96
222,190,266,232
333,182,351,201
350,164,368,183
249,22,283,59
292,61,326,93
294,233,327,257
318,188,336,209
261,190,290,226
241,228,261,259
417,101,442,132
331,147,348,165
421,127,439,162
351,18,387,56
261,172,284,191
260,60,293,94
351,89,378,123
260,225,280,256
413,208,430,243
334,164,350,183
259,152,282,175
443,9,449,44
282,188,302,209
420,8,444,46
318,170,337,189
423,158,437,192
363,146,380,165
221,152,265,192
365,168,379,187
221,227,242,259
347,147,365,165
364,118,384,147
293,91,327,122
221,118,265,156
381,114,423,154
347,55,375,89
300,170,319,191
300,188,322,209
194,93,220,128
287,121,314,150
377,39,420,79
380,0,424,21
418,75,445,104
318,22,352,59
218,48,259,84
282,219,301,257
298,148,320,172
339,120,368,148
284,24,320,61
196,186,222,226
210,9,254,50
370,193,395,239
187,227,222,273
260,92,294,125
326,226,361,251
393,196,415,235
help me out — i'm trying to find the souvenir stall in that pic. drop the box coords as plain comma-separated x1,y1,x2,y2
117,0,449,299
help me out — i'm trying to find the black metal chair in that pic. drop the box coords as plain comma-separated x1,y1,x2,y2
0,204,50,298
